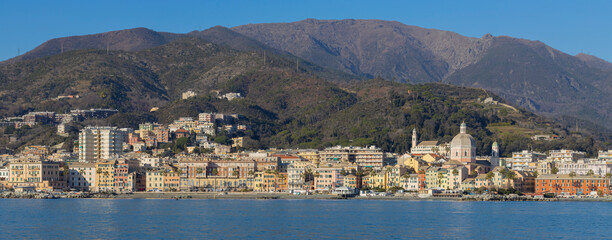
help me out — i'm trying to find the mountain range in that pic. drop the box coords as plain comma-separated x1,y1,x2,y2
0,19,611,155
3,19,612,133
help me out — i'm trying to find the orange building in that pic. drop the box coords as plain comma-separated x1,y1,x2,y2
536,174,610,196
164,171,181,191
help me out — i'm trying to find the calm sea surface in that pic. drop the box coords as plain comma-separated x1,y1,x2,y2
0,199,610,239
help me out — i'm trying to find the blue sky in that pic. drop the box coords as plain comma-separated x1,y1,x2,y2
1,0,611,62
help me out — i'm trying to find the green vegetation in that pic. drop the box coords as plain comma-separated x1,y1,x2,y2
0,36,608,157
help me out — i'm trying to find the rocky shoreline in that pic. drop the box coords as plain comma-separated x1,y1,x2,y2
1,191,610,202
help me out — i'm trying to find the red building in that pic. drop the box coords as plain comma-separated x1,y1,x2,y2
175,129,189,139
536,174,610,196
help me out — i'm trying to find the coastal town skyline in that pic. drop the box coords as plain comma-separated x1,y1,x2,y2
2,2,612,239
2,107,610,199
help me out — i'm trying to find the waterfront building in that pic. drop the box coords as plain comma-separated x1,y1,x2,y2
0,162,9,181
287,162,315,191
146,170,164,192
254,171,278,192
79,126,124,162
343,174,361,189
8,160,66,191
399,173,424,191
461,178,476,191
473,167,535,192
424,165,467,190
95,161,115,192
314,167,343,191
163,170,180,192
536,174,610,196
68,162,96,191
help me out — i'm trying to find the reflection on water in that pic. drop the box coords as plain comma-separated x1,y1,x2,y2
0,199,610,239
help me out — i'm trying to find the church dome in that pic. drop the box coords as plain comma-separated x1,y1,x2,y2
450,122,475,149
451,133,476,149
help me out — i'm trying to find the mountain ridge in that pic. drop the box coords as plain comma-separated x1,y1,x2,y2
4,19,612,132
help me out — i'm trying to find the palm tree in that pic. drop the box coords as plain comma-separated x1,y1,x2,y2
437,172,445,187
587,170,594,176
569,172,577,195
551,166,559,175
486,172,494,189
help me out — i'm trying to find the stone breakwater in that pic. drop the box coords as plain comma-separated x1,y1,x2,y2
461,194,556,201
0,191,112,199
1,191,60,199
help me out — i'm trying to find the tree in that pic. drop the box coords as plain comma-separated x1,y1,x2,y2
587,170,594,176
507,171,516,180
486,172,494,180
213,136,232,145
437,172,445,186
551,166,559,175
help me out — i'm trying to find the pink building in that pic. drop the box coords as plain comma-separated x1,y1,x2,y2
314,167,343,191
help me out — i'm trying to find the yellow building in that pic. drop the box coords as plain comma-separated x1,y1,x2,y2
421,154,442,164
146,170,164,192
95,161,115,192
254,172,277,192
8,160,65,191
401,157,429,173
298,151,320,165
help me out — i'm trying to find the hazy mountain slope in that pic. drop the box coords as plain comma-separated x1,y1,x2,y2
3,28,183,63
232,19,612,130
444,37,612,128
576,53,612,71
233,19,490,82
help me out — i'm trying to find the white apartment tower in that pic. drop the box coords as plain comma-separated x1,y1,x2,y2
78,126,124,162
